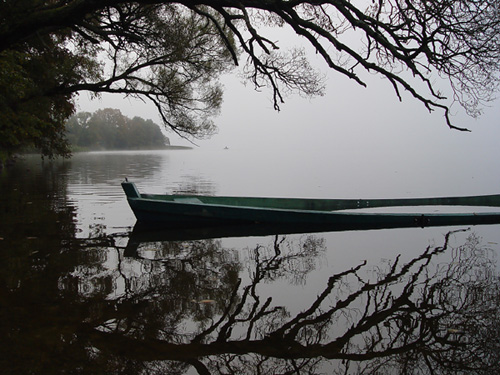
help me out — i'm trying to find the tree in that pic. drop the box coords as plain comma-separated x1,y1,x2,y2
2,1,500,157
0,1,237,157
65,109,169,149
0,36,83,158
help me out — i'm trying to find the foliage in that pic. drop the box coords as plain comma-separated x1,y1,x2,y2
2,0,500,157
65,109,169,150
0,1,234,157
0,46,76,158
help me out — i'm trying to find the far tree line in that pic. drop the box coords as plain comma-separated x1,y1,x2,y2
65,108,170,151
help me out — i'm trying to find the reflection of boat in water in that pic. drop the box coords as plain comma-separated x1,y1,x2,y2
122,181,500,229
123,221,339,256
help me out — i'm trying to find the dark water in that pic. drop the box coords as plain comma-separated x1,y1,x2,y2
1,151,500,374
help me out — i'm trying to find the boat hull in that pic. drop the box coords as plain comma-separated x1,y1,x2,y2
125,191,500,229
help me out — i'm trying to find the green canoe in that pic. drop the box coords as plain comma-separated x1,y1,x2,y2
122,182,500,229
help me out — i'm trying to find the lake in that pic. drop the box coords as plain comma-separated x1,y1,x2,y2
1,149,499,374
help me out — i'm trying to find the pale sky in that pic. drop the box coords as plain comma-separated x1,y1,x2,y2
77,58,500,154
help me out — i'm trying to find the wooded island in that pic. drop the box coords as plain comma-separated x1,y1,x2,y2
65,108,175,151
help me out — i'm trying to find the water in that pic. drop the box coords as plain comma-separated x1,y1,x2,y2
1,150,499,374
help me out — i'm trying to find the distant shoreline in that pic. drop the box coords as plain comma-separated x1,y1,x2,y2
164,145,193,150
69,145,193,152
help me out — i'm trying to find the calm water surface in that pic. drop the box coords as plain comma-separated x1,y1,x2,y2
1,150,499,374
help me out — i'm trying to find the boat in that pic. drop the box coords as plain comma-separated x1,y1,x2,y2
122,181,500,229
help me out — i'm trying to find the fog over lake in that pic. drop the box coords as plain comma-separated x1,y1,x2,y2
77,59,500,201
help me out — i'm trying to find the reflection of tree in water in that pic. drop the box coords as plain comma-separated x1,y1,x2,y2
62,237,242,338
245,235,326,286
76,230,500,375
335,231,500,375
2,174,499,375
172,174,217,195
0,158,81,374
